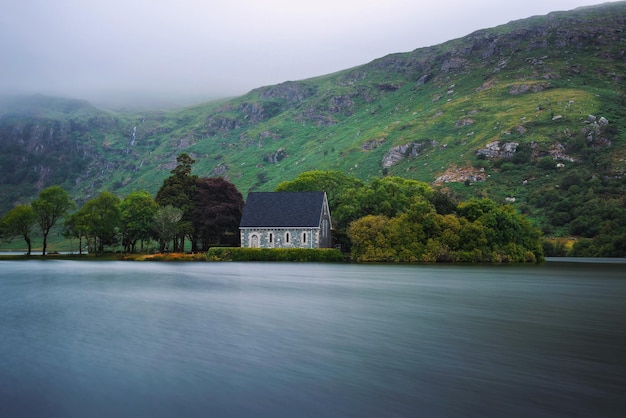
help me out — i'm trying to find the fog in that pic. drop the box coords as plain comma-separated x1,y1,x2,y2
0,0,601,109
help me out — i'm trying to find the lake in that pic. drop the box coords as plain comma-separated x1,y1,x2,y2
0,260,625,417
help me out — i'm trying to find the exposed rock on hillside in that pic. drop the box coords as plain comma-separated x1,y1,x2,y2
328,95,355,116
582,115,612,148
382,141,433,168
295,108,337,126
0,95,117,207
1,2,625,218
263,148,287,164
508,82,551,95
206,116,240,135
361,138,386,151
238,102,269,123
212,164,229,176
547,143,576,162
257,81,316,104
476,141,518,159
455,118,475,128
434,166,487,185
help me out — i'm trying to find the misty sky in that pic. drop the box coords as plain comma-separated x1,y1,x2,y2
0,0,602,106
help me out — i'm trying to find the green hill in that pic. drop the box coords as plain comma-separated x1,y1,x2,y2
1,2,625,253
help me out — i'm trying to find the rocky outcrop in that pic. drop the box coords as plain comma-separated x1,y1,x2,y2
364,52,434,78
237,102,266,123
508,82,551,95
206,116,241,135
476,141,518,159
434,166,487,185
205,101,283,135
263,148,287,164
382,141,432,168
357,2,626,92
328,95,355,116
0,96,121,211
582,115,612,148
361,138,386,151
547,143,575,162
295,108,337,127
441,56,468,72
455,118,475,128
257,81,316,104
211,164,229,176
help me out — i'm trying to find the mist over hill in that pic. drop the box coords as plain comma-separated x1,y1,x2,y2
1,2,625,251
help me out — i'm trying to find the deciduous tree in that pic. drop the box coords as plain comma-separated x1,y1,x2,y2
31,186,74,255
193,177,244,251
1,204,37,255
153,205,182,252
120,191,158,253
78,192,121,253
347,215,397,262
63,210,90,255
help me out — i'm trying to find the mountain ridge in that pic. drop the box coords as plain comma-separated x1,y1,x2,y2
1,1,625,250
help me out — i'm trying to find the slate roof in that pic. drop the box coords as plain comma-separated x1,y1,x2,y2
239,192,327,228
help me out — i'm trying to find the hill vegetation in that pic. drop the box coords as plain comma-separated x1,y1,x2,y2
1,168,545,263
0,2,625,256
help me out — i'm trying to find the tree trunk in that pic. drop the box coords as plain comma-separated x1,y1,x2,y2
190,234,198,253
42,232,48,256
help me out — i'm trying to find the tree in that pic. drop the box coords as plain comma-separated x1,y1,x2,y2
78,192,122,253
275,170,364,210
458,198,543,261
334,176,437,233
153,205,182,252
31,186,74,255
156,154,199,252
170,153,195,178
386,213,427,262
193,177,244,251
347,194,542,263
119,191,158,253
347,215,397,262
63,210,90,255
1,205,37,255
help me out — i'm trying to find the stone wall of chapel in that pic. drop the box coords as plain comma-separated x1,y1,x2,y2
240,228,320,248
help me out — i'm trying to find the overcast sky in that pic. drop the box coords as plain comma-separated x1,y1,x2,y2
0,0,603,107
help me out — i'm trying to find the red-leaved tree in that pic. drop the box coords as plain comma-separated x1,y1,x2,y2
193,177,244,251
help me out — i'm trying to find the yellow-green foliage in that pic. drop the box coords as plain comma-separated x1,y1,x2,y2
348,198,543,263
207,247,345,262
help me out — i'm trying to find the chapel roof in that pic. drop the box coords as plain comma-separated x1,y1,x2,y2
239,192,328,228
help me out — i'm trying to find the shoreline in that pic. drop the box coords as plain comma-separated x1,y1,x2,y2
2,253,626,265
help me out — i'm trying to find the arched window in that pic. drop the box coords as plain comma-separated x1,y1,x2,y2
285,232,290,244
302,232,307,244
250,234,259,248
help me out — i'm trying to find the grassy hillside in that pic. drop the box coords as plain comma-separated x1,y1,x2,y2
1,2,625,250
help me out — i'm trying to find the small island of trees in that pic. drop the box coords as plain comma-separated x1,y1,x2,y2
1,154,545,263
276,170,543,263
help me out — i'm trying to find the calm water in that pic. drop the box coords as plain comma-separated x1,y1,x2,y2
0,260,625,418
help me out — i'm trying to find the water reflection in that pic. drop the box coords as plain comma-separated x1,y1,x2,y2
0,261,625,417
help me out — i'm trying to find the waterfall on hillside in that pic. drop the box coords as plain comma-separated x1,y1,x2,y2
126,126,137,154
